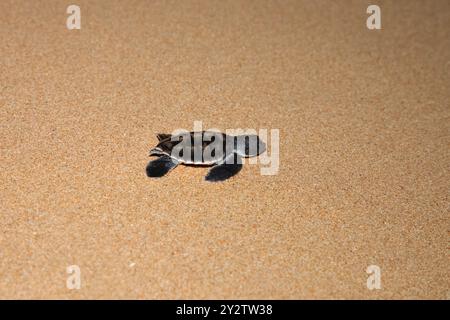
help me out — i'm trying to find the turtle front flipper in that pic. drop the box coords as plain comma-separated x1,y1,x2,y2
205,154,243,182
146,155,179,178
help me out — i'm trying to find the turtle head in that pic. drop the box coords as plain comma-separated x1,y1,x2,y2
235,135,266,157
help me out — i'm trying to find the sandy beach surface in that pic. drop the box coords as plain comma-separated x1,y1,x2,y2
0,0,449,299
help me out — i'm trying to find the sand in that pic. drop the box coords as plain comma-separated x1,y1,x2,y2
0,0,449,299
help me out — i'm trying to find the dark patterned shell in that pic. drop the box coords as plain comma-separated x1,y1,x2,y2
154,131,235,165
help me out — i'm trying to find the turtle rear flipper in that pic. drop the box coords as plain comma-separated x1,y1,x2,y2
156,133,172,141
205,154,243,182
146,155,178,178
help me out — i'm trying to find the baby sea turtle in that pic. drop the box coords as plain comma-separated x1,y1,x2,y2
146,131,266,182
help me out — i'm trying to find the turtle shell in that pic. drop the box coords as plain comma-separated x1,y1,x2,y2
152,131,235,165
